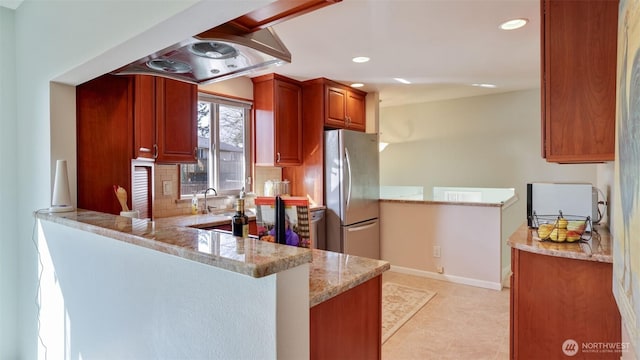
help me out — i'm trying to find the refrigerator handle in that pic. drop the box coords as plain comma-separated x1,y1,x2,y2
344,147,352,210
346,220,377,232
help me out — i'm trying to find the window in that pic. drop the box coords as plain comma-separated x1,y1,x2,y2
180,94,251,197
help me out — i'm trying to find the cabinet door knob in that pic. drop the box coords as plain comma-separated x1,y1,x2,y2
153,144,158,159
276,152,281,163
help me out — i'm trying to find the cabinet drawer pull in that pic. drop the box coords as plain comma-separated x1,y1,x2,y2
276,152,281,163
153,144,158,159
193,147,198,160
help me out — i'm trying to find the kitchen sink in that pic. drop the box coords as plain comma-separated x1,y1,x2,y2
207,209,255,217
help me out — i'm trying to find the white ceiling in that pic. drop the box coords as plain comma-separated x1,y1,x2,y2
2,0,541,108
269,0,541,107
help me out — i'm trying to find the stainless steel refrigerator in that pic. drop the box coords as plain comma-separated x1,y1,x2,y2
324,129,380,259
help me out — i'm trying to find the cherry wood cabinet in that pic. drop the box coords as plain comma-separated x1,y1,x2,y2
541,0,618,163
131,75,198,163
77,74,138,216
510,248,621,359
133,75,156,160
155,77,198,164
304,78,366,131
310,275,382,360
252,73,303,166
77,74,197,216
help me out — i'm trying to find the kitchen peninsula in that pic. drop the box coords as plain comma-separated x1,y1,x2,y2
34,209,389,359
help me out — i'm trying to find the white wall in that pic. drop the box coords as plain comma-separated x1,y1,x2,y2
0,6,18,357
38,219,308,359
380,201,504,290
379,89,600,250
7,1,274,358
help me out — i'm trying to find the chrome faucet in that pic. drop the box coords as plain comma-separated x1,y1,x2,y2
202,188,217,214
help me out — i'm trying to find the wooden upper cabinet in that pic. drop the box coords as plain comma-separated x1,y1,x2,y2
77,74,135,216
133,75,156,160
541,0,618,163
327,86,347,128
155,77,198,164
345,89,366,131
253,73,303,166
305,78,367,132
77,74,197,216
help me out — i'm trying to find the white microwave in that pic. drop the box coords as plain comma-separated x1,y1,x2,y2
526,182,598,228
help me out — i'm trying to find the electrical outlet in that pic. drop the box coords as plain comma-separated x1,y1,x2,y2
162,180,172,196
433,245,441,258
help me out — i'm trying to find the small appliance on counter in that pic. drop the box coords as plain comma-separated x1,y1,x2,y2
263,179,290,197
526,182,600,230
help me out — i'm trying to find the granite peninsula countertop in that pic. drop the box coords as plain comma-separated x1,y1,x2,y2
309,249,389,307
507,222,613,263
35,209,389,307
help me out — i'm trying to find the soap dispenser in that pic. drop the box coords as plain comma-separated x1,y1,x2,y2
191,192,199,215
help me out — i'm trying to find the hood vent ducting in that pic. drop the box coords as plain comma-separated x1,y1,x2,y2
111,26,291,84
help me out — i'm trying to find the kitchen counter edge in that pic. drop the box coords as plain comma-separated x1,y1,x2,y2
35,209,312,278
309,249,390,307
507,222,613,263
35,209,390,307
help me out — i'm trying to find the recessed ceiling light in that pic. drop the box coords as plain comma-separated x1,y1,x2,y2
351,83,364,88
352,56,370,63
394,78,411,84
499,18,528,30
472,83,497,88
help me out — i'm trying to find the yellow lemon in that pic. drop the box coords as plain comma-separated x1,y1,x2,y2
537,224,554,239
557,218,568,229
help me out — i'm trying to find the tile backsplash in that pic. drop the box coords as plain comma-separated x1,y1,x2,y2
254,166,282,196
153,164,228,218
153,165,281,218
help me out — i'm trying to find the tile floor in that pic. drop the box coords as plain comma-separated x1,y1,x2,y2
381,271,510,360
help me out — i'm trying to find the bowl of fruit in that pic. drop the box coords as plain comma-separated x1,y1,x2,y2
531,211,589,242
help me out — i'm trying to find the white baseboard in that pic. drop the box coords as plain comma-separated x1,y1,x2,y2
389,265,503,291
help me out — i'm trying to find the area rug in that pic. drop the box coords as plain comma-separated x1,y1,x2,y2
382,282,436,344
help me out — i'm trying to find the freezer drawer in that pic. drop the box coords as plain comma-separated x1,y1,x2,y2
343,219,380,259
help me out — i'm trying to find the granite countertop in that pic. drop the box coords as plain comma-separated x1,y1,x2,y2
507,222,613,263
36,209,311,278
36,209,389,307
309,249,390,307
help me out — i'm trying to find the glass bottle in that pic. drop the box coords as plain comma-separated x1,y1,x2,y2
232,198,249,237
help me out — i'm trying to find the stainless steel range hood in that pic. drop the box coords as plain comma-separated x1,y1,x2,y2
111,25,291,85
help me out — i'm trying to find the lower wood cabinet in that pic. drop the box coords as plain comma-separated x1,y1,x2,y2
310,275,382,360
510,248,621,359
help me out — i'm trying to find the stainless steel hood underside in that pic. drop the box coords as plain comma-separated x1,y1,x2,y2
111,26,291,84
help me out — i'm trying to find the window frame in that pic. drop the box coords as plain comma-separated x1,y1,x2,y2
180,92,252,199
